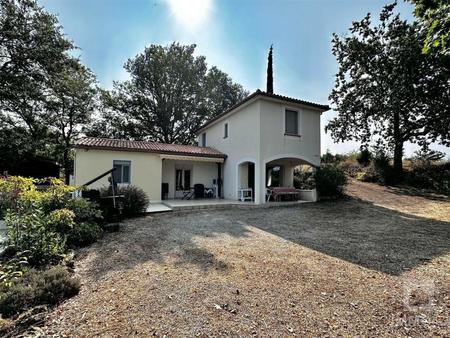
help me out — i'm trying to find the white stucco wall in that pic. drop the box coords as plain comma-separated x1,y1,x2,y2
258,99,321,203
198,100,261,202
74,148,162,202
198,96,322,204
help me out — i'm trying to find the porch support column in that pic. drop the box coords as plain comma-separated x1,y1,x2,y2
217,162,222,199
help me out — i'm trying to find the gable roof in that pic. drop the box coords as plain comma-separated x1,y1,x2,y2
74,137,226,159
196,89,330,133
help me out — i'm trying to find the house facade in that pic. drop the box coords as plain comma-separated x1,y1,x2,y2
73,90,329,204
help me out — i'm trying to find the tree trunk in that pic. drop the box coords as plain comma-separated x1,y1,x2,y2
63,148,70,185
393,110,403,178
393,141,403,176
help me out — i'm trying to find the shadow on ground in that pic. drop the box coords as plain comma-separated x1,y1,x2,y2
81,195,450,279
241,199,450,275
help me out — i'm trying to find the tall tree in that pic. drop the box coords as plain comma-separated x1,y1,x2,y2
204,66,248,120
46,59,97,183
88,43,248,144
327,3,450,176
410,0,450,56
266,45,274,94
0,0,75,167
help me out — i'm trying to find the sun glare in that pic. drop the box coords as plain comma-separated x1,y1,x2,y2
167,0,212,29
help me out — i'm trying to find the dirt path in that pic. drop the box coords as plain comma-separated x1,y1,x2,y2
43,181,450,337
347,179,450,222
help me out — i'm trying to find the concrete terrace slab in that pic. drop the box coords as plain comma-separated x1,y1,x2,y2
146,203,173,214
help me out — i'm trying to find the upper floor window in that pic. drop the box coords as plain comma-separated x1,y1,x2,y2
113,160,131,184
201,133,206,146
285,109,299,135
224,123,228,139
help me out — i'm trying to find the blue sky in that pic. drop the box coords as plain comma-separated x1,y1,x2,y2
41,0,449,157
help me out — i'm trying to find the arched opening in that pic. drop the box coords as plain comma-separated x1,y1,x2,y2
264,155,318,202
237,161,256,202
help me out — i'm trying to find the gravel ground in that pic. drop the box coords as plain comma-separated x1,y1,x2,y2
42,181,450,337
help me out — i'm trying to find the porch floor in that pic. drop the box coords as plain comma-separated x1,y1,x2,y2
146,198,311,213
146,203,173,213
163,198,251,210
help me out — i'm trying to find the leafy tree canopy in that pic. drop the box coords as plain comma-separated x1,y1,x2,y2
0,0,97,181
46,59,98,183
410,0,450,55
327,3,450,175
87,43,248,144
0,0,75,167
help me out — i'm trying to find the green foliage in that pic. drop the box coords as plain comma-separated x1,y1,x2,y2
315,165,348,199
405,161,450,195
356,163,382,183
47,209,76,234
0,176,35,214
327,3,450,175
356,149,372,166
86,43,248,144
321,150,336,164
293,167,316,189
0,0,76,172
0,252,29,289
266,45,273,93
412,148,446,164
66,222,102,247
66,197,103,223
5,211,66,267
46,59,98,184
336,160,363,178
411,0,450,55
0,266,80,318
0,176,102,266
101,185,149,217
0,0,97,181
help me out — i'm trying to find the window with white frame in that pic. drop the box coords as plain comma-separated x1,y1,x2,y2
224,123,228,138
285,109,299,135
113,160,131,184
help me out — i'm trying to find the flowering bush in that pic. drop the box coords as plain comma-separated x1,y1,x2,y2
0,176,103,268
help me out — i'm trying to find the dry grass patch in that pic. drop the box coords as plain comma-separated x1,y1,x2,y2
42,181,450,337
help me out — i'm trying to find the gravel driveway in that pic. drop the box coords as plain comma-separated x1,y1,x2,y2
44,181,450,337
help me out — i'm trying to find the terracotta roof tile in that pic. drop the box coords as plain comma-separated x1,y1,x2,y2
74,137,226,159
197,89,330,132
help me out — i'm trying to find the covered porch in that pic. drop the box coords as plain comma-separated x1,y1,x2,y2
264,156,318,203
160,154,224,201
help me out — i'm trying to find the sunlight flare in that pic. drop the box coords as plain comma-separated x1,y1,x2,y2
167,0,213,29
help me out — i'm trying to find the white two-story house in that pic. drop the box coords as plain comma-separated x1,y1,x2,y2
73,90,329,205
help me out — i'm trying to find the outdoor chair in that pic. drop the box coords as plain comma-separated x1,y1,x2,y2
194,184,205,199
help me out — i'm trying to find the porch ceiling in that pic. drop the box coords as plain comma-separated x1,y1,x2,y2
266,157,314,166
160,154,224,163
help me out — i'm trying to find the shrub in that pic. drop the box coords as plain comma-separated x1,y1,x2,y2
101,185,149,217
47,208,76,234
356,163,382,183
356,149,372,166
0,252,29,288
315,165,348,199
337,160,362,178
66,198,102,223
0,176,35,215
66,222,103,247
0,266,80,318
6,211,66,267
405,161,450,195
293,166,316,189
